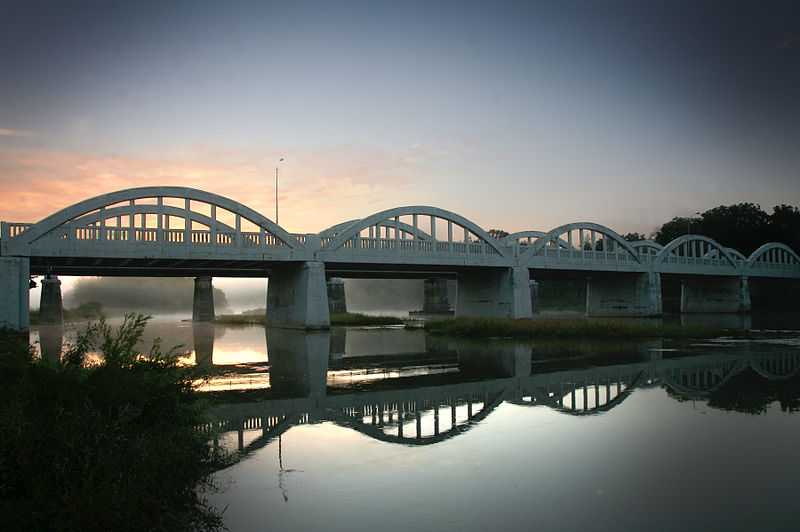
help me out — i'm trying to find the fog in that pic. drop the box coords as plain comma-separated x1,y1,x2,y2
64,277,229,315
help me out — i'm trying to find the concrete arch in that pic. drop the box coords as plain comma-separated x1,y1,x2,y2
655,235,739,270
70,205,236,232
504,230,573,250
325,206,508,257
631,240,663,255
519,222,642,264
747,243,800,267
15,186,301,248
320,218,433,240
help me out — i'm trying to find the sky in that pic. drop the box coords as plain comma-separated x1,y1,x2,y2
2,0,799,304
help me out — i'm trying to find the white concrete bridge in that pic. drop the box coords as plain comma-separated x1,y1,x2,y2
2,186,800,330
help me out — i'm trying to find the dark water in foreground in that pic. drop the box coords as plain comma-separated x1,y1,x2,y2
31,315,800,532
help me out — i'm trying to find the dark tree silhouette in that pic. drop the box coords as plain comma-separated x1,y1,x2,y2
652,203,798,255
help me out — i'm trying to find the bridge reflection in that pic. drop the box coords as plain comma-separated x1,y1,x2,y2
200,329,800,455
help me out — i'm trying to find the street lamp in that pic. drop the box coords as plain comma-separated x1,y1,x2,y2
275,157,285,224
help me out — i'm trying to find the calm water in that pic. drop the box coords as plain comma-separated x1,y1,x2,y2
31,315,800,532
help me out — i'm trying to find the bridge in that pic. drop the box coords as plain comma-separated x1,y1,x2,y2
2,186,800,330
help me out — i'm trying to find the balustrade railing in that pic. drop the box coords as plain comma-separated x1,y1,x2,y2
334,236,499,256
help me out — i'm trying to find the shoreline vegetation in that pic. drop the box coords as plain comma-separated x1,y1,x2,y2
0,315,228,532
215,311,405,326
421,317,750,339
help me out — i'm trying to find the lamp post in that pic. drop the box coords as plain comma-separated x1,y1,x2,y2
275,157,284,224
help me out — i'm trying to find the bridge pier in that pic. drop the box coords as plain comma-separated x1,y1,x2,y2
680,276,751,313
327,277,347,314
266,261,330,329
39,274,63,324
192,276,215,322
530,280,539,314
423,278,451,313
0,257,30,331
585,272,662,317
456,266,532,319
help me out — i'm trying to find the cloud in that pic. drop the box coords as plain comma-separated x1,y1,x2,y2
0,128,34,137
0,145,433,232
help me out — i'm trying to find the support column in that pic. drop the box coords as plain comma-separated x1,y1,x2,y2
529,280,539,314
39,274,63,324
327,277,347,314
0,257,30,331
266,261,330,329
585,272,662,317
423,278,451,313
455,266,532,319
192,276,215,322
681,276,751,314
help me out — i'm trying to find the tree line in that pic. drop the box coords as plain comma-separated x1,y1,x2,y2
492,203,800,256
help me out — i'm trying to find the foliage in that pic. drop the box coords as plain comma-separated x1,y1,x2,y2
0,315,229,532
652,202,800,255
423,317,739,339
488,229,510,239
706,369,800,415
622,232,646,242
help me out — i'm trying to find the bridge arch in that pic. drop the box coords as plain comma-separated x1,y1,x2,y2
320,218,433,241
519,222,642,265
13,186,301,249
747,243,800,270
323,206,508,258
504,230,572,250
654,235,740,270
70,204,236,233
631,240,663,257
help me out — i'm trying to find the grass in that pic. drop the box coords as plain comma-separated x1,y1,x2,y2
215,311,405,326
0,315,229,532
422,316,745,339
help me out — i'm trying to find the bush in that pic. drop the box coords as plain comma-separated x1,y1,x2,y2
0,315,229,532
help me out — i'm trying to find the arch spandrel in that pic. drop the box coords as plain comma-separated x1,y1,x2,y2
655,235,740,270
324,206,508,258
519,222,642,264
747,243,800,268
16,186,301,248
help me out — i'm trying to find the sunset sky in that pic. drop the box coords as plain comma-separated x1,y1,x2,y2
2,1,799,304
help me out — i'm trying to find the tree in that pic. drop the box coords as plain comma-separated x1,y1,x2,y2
488,229,509,240
770,205,800,253
653,203,774,255
622,232,646,242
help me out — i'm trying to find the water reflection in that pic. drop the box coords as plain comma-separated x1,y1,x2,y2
206,342,800,455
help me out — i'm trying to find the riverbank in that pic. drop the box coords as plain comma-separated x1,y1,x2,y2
215,312,405,326
0,317,228,531
422,316,748,339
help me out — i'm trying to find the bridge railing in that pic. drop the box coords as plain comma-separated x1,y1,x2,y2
22,225,292,248
337,236,501,257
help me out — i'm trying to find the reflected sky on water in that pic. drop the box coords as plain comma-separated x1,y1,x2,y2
29,315,800,532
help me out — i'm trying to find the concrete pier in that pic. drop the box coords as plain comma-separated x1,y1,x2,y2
39,274,63,324
585,272,662,317
0,257,30,331
327,277,347,314
530,280,539,314
192,276,215,322
456,266,532,319
423,278,451,313
266,261,330,329
681,276,751,313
